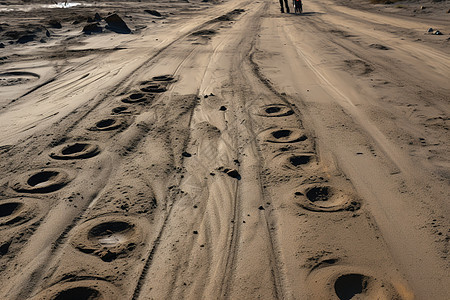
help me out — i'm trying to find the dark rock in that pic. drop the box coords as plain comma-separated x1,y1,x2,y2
193,230,198,234
369,44,390,50
87,16,95,23
434,30,443,35
0,43,4,48
83,23,103,34
182,152,192,157
48,19,62,29
105,14,131,34
219,106,227,111
427,27,434,33
17,34,36,44
46,30,50,37
258,206,265,210
94,13,102,21
225,169,241,180
144,9,162,17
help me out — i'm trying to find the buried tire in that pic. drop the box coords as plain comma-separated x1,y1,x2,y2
305,265,405,300
29,280,122,300
10,169,72,194
71,215,145,262
295,185,360,212
261,127,308,144
0,197,42,227
50,142,100,160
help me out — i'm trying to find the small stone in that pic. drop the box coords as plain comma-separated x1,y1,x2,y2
219,106,227,111
258,206,265,210
193,231,198,234
182,152,192,157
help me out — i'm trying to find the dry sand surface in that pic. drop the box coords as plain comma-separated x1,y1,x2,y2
0,0,449,299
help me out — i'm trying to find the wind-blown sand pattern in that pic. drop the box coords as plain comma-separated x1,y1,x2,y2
0,0,449,299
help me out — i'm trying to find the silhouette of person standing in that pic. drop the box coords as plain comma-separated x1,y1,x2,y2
279,0,290,13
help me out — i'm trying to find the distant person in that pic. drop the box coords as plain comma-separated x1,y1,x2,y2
279,0,290,13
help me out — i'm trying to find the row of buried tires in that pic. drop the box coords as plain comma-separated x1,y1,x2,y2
254,103,359,213
253,102,401,299
0,75,176,299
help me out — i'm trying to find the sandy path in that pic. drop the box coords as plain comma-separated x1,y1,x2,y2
0,0,448,299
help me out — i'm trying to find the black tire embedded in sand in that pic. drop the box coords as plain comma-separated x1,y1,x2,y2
261,128,308,143
151,75,175,82
295,185,360,212
255,104,294,117
50,142,100,160
89,118,123,131
111,106,131,114
10,169,72,194
271,152,317,171
72,215,144,262
306,265,403,299
121,92,153,104
0,71,40,86
29,280,121,300
0,198,41,227
140,82,167,93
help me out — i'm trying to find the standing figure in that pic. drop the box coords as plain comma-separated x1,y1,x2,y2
279,0,290,13
293,0,303,14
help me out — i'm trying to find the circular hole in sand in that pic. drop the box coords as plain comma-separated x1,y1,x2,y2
306,186,330,202
53,287,101,300
96,119,115,128
305,266,403,300
266,106,281,114
0,202,22,218
297,185,359,212
0,198,42,227
129,93,144,100
256,104,294,117
140,83,166,93
92,118,122,131
264,128,307,143
289,155,311,166
152,75,174,81
30,280,122,300
122,93,152,104
0,71,40,87
272,129,291,139
27,171,59,187
112,106,128,113
88,221,134,247
11,169,71,194
334,273,368,300
62,143,87,155
50,142,100,160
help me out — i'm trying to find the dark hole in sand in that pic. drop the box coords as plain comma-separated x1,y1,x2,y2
0,202,21,217
306,186,330,202
289,155,311,166
129,93,144,100
61,143,88,155
272,130,292,139
265,107,281,114
152,75,173,81
334,273,368,300
53,287,101,300
96,119,115,128
112,106,128,113
89,221,132,240
27,171,59,187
